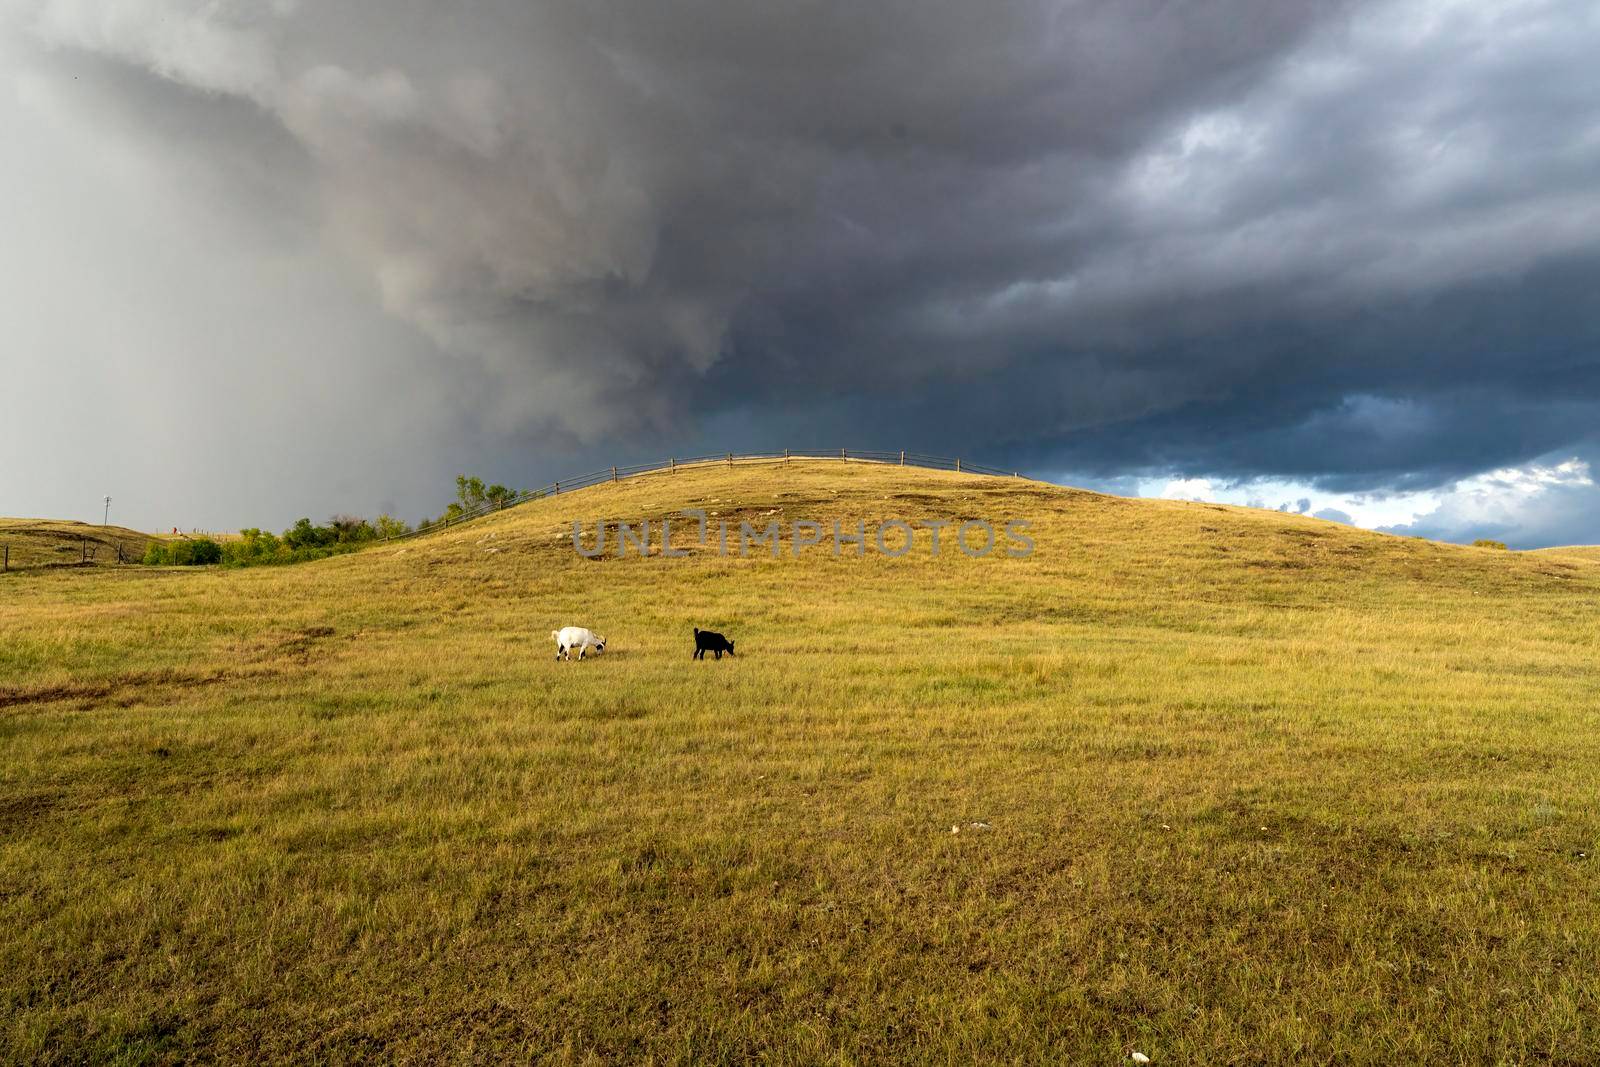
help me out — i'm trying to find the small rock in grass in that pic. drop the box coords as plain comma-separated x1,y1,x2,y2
1131,1053,1151,1064
968,822,992,831
951,825,960,834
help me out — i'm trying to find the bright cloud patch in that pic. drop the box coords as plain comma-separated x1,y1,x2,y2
1381,459,1599,547
1159,478,1219,503
1142,457,1600,549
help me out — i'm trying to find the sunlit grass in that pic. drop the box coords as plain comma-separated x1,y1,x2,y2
3,460,1599,1062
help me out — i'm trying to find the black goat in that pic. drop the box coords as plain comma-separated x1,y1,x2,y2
693,627,735,660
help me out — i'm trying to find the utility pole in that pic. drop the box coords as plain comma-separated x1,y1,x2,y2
103,495,112,527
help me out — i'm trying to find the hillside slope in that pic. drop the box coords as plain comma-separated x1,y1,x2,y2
3,460,1599,1062
0,517,166,569
1531,543,1600,564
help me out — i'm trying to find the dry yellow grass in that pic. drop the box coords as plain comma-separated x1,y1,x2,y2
0,518,168,570
1531,544,1600,564
3,459,1599,1062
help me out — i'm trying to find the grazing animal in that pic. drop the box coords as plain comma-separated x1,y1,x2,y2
552,626,606,661
693,627,735,660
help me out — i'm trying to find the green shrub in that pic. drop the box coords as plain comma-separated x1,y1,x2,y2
327,515,375,543
374,515,411,539
1472,539,1508,550
208,474,512,569
284,518,335,550
220,524,367,568
189,538,223,565
144,538,221,566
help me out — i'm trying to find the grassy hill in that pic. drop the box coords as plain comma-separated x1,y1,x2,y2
3,460,1599,1063
0,518,168,570
1532,544,1600,564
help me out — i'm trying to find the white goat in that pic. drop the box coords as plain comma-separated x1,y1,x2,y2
552,626,606,661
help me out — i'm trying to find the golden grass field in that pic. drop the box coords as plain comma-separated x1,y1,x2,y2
3,460,1599,1063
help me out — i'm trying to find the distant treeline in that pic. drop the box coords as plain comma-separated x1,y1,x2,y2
147,475,526,568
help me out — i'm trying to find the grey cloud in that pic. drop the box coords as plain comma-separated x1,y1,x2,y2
3,0,1600,535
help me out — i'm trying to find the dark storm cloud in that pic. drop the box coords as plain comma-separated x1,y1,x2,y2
3,0,1600,533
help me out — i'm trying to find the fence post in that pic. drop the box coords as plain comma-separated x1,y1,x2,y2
671,457,676,474
554,481,559,495
612,466,618,482
784,448,789,463
727,452,733,468
955,458,961,473
900,450,905,465
841,447,847,462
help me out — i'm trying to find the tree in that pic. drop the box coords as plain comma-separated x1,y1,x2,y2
485,483,516,510
456,475,488,512
189,537,223,565
374,514,410,540
224,528,283,566
284,518,333,550
239,528,281,555
327,515,374,543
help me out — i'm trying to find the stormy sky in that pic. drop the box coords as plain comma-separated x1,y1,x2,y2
3,0,1599,547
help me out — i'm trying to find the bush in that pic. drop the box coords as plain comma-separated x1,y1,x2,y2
189,538,223,565
284,518,335,550
143,537,221,566
197,474,514,569
1472,539,1509,550
221,529,275,566
328,515,376,543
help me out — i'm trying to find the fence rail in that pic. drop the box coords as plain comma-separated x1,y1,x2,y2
388,449,1029,544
